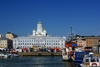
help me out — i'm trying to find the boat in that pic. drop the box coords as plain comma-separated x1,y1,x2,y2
0,53,9,59
72,52,89,67
62,48,71,61
80,54,100,67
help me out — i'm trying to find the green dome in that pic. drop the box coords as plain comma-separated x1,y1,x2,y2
38,21,42,24
33,29,36,31
44,29,46,31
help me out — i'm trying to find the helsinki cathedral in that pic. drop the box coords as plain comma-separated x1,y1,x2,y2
13,20,66,49
29,21,50,37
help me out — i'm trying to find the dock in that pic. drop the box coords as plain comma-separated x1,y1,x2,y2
18,52,62,56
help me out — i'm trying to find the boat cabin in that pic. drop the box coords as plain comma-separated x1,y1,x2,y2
83,55,100,66
74,52,89,67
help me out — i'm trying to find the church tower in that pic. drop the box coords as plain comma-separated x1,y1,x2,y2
37,21,43,33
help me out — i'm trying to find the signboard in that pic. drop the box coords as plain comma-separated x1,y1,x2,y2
40,45,44,47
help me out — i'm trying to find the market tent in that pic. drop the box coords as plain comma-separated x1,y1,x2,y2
21,48,28,49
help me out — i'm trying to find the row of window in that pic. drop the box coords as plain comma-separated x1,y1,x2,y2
0,44,7,45
87,41,97,44
15,43,64,45
14,46,62,48
15,40,64,42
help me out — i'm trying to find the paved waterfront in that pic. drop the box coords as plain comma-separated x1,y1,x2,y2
18,52,62,56
0,56,74,67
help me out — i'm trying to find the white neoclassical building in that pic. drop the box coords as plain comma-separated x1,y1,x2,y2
29,21,50,37
13,21,66,49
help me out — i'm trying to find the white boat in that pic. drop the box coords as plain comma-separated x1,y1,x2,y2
62,48,70,61
80,54,100,67
0,53,9,59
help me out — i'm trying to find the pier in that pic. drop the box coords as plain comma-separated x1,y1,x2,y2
18,52,62,56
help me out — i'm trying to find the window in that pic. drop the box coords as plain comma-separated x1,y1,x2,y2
91,58,95,62
86,59,89,62
77,54,81,57
87,41,88,44
97,58,99,62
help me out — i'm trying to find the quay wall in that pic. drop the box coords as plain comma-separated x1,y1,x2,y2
18,52,62,56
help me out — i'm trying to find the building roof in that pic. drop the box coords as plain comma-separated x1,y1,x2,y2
13,36,66,40
33,29,36,31
0,38,10,40
44,29,46,31
7,32,11,34
38,21,42,24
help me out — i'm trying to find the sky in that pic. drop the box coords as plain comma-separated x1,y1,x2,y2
0,0,100,38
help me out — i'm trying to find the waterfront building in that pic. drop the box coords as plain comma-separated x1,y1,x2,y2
85,37,99,48
77,39,86,48
0,34,4,38
6,32,18,40
73,35,95,40
13,21,66,49
0,38,12,48
72,39,86,48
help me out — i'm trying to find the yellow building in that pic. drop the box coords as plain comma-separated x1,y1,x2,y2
6,32,18,40
0,38,12,48
85,37,100,48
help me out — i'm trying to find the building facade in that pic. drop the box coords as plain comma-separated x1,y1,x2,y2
13,21,66,49
6,32,18,40
85,37,99,48
0,34,4,38
77,39,86,48
13,36,66,49
0,38,12,48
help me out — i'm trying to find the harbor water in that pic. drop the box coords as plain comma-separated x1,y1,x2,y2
0,56,74,67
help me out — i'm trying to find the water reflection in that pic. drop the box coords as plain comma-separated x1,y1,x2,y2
0,56,74,67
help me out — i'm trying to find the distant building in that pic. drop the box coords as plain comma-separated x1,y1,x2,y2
72,35,100,48
72,39,86,48
0,38,12,48
85,37,100,48
0,34,4,38
73,35,95,40
29,21,50,37
77,39,86,48
6,32,18,40
13,21,66,49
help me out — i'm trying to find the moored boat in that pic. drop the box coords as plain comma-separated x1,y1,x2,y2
80,54,100,67
72,52,89,67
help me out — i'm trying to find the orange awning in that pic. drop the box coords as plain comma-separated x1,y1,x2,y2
21,48,28,49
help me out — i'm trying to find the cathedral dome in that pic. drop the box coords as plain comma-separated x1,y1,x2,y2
33,29,36,31
38,21,42,24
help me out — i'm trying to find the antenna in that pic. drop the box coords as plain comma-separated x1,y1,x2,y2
67,25,74,41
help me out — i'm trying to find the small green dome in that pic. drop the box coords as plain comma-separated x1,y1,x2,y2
44,29,46,31
33,29,36,31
